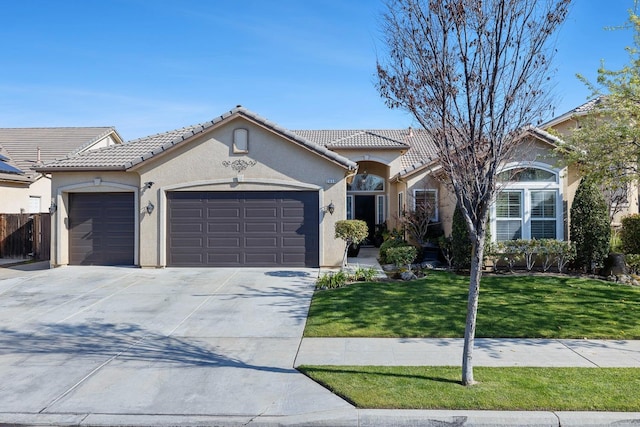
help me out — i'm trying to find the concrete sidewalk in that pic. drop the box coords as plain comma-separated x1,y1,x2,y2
295,337,640,367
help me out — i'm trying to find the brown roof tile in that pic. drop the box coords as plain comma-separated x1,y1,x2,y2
0,127,121,179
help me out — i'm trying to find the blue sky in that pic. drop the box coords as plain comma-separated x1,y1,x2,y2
0,0,636,141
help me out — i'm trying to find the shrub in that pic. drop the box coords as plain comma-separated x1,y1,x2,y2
386,245,418,269
316,270,348,289
620,214,640,255
570,179,611,273
451,204,472,271
437,236,454,269
335,219,369,266
379,238,410,264
351,266,378,281
625,254,640,275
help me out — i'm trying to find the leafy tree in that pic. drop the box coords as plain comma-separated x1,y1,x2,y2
570,178,611,273
335,220,368,267
377,0,569,385
561,12,640,222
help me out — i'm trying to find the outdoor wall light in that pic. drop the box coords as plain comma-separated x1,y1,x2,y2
48,203,57,214
144,181,154,189
324,201,335,215
146,201,155,214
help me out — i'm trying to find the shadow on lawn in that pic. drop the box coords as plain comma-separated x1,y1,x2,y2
298,366,462,385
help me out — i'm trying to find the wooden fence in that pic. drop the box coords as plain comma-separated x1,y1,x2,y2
0,213,51,260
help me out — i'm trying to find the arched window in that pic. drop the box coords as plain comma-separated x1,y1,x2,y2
492,164,563,241
347,173,385,192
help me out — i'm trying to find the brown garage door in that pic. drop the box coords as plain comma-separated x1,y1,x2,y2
69,193,135,266
167,191,319,267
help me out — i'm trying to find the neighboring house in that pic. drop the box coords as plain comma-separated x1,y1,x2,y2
542,98,640,225
0,128,123,214
36,105,638,268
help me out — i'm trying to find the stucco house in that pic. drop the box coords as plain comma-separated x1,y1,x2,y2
0,127,123,214
36,105,638,268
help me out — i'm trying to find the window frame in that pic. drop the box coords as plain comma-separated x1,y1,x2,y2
413,189,438,222
491,163,563,242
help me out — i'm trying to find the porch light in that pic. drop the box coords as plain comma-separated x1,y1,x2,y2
146,201,155,214
326,201,335,215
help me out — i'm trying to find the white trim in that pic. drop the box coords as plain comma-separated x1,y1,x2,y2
376,194,386,224
346,195,354,220
54,181,139,266
492,162,564,241
162,178,322,192
347,154,393,166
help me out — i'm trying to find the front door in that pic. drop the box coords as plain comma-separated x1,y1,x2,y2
354,195,376,244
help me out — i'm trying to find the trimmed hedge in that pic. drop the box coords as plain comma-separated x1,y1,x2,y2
570,179,610,273
621,214,640,255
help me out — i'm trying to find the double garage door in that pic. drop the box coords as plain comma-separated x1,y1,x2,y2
167,191,319,267
69,191,319,267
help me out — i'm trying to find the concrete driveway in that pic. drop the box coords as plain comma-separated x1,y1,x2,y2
0,264,352,425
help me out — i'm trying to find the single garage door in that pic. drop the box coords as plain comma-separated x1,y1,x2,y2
68,192,135,266
167,191,319,267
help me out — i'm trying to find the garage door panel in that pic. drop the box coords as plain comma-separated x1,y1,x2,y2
245,223,277,233
245,207,277,218
208,237,240,248
69,193,134,266
208,223,240,233
167,191,318,267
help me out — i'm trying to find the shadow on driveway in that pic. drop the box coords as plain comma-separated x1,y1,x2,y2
0,322,294,373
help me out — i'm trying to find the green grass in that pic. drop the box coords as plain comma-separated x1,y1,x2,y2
298,366,640,411
304,271,640,339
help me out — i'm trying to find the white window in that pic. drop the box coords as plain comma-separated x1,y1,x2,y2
376,195,386,224
28,196,41,214
413,189,438,221
346,195,354,219
492,164,563,241
398,192,404,217
496,191,523,240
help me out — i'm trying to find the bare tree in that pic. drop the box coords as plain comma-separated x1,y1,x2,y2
377,0,569,385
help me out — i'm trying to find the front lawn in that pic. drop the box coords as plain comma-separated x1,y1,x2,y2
304,271,640,339
298,366,640,411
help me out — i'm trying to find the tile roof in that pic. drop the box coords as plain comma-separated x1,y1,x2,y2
293,128,438,170
38,107,358,172
0,127,120,180
542,96,605,129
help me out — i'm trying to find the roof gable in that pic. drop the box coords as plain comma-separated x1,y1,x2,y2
37,107,358,172
0,127,122,180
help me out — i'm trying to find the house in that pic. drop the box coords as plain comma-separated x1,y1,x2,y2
542,98,640,225
36,105,638,268
0,127,123,214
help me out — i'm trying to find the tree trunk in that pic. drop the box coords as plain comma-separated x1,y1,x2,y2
461,232,486,386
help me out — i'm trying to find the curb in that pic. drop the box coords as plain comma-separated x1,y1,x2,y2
2,410,640,427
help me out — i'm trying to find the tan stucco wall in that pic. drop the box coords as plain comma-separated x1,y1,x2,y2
49,117,350,268
132,117,349,268
0,176,52,214
49,172,140,267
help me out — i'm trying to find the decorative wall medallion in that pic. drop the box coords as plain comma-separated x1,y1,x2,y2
222,159,257,172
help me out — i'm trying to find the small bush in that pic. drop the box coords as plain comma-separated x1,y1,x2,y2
626,254,640,275
351,266,378,281
438,236,454,269
379,238,410,264
386,245,418,269
316,270,348,289
621,214,640,255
